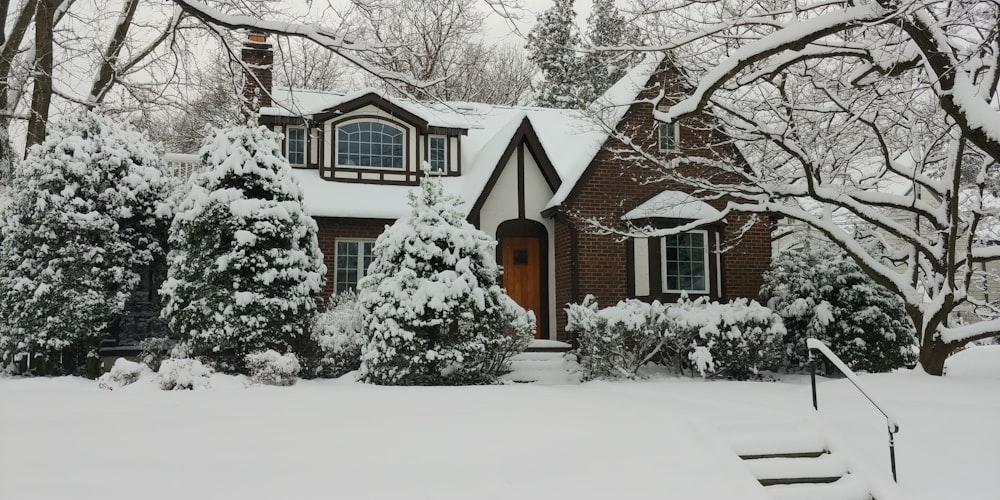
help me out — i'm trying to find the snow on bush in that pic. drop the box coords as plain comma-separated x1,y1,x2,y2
139,337,175,372
98,358,150,390
944,345,1000,378
310,292,365,378
160,125,325,374
357,177,531,385
665,297,784,380
245,350,301,386
156,358,213,390
568,295,783,380
0,110,173,374
567,296,668,380
761,245,917,373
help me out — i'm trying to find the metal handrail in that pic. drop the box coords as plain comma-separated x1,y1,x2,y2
806,338,899,482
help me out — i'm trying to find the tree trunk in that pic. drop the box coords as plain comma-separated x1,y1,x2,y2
919,338,958,376
25,0,56,149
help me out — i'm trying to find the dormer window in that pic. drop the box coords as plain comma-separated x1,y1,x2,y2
286,126,306,165
428,135,447,172
337,120,404,169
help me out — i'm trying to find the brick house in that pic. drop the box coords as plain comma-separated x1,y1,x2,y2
244,37,771,343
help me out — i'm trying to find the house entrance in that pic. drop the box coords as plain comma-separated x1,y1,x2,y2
499,228,547,339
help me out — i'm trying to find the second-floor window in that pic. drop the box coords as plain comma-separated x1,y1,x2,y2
659,121,678,151
286,126,306,165
428,135,447,172
337,121,404,169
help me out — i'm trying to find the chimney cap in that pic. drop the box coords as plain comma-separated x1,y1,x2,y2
247,33,267,43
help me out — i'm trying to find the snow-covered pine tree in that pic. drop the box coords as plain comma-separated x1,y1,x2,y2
160,125,325,373
526,0,582,108
761,245,917,373
0,110,173,374
580,0,634,103
357,177,533,385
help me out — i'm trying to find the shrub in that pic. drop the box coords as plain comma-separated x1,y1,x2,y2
358,177,530,385
0,110,173,374
665,297,784,380
98,358,149,390
761,245,917,373
156,358,213,390
568,296,668,380
139,337,175,372
310,292,365,377
160,125,325,373
245,350,301,386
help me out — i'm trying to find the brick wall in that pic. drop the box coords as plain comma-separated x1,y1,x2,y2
554,59,772,341
314,217,394,300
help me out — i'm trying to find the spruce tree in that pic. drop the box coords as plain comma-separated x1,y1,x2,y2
357,177,532,385
761,245,918,373
527,0,582,108
0,111,173,374
581,0,635,103
160,125,325,373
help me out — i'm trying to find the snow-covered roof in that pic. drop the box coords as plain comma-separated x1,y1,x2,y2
260,55,668,219
621,190,722,220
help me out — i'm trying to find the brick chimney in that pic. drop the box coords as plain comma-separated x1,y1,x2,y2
242,33,273,112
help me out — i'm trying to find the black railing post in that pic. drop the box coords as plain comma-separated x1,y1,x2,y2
889,426,898,482
808,348,818,410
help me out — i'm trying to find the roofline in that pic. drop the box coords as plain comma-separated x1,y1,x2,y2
310,92,468,135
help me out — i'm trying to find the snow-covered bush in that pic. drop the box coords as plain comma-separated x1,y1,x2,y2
761,246,917,373
357,177,530,385
245,350,301,386
139,337,175,372
310,292,365,377
98,358,150,390
567,296,669,380
665,297,784,380
156,358,213,390
0,110,173,374
160,125,325,374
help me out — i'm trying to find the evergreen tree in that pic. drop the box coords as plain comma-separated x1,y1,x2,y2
0,111,173,374
761,245,918,373
357,177,533,385
160,125,325,373
526,0,582,108
581,0,634,103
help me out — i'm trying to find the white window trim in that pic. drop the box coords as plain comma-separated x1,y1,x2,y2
334,239,377,293
658,121,679,151
428,134,448,172
286,126,307,166
661,229,710,294
335,119,406,171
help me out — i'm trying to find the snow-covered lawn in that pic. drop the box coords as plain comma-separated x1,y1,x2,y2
1,370,996,500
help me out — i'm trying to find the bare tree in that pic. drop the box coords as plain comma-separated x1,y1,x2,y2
587,0,1000,374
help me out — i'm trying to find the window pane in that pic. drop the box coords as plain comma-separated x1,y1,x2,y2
663,231,708,292
287,127,305,165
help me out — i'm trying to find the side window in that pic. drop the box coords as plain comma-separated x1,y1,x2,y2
428,135,447,172
335,240,376,293
287,126,306,165
658,121,678,151
662,231,708,293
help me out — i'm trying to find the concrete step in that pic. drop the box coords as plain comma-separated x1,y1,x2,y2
745,454,848,485
765,474,872,500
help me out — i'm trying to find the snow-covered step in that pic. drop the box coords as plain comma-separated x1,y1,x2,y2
503,351,581,384
722,425,828,459
765,474,872,500
744,454,848,485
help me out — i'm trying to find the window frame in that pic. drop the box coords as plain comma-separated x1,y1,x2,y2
658,121,679,151
334,239,376,294
286,126,307,166
428,134,448,172
661,229,710,294
335,119,406,171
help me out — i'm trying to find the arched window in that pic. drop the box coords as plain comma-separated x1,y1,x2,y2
336,121,405,169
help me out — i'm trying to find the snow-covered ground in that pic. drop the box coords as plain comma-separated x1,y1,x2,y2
1,367,996,500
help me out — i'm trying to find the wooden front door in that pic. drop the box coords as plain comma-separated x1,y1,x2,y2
501,236,543,338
